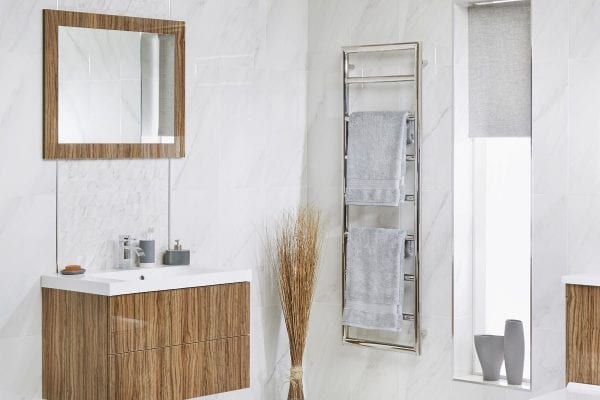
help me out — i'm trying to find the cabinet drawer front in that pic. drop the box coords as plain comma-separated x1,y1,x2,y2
567,284,600,385
108,336,250,400
109,282,249,354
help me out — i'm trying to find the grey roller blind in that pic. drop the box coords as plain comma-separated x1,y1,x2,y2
468,2,531,137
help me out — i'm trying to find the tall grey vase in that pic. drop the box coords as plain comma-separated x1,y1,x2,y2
474,335,504,381
504,319,525,385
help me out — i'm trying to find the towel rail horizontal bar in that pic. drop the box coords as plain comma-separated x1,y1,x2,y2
342,336,419,353
342,43,418,53
343,231,415,241
344,114,415,122
343,154,415,161
345,75,414,84
341,195,415,201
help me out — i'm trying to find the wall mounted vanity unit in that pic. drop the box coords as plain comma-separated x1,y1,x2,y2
41,266,251,400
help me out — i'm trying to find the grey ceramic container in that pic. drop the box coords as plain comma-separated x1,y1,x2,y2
139,240,155,264
474,334,504,381
504,319,525,385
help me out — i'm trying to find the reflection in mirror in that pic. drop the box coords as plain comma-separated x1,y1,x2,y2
58,27,175,144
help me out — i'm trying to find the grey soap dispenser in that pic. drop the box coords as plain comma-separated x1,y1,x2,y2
163,239,190,266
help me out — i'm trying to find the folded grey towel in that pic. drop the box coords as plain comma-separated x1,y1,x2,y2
342,227,406,331
345,111,410,206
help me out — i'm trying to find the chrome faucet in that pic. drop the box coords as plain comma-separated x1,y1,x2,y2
118,235,145,268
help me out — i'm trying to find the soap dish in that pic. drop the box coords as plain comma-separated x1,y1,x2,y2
60,265,86,275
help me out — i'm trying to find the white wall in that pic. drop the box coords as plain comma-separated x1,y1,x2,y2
0,0,307,399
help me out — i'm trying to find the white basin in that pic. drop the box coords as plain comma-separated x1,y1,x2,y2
41,265,252,296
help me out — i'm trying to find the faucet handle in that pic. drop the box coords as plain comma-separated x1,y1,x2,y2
119,235,134,245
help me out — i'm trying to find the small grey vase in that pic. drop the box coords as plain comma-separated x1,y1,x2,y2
504,319,525,385
474,335,504,381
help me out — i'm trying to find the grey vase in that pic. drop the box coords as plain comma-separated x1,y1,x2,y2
504,319,525,385
474,335,504,381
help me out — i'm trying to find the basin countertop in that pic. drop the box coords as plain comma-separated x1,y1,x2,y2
562,273,600,287
41,265,252,296
530,383,600,399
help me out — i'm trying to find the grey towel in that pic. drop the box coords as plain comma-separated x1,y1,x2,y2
342,227,406,331
345,111,410,206
407,119,416,144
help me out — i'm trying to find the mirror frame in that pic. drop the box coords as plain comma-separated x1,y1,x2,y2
43,9,185,159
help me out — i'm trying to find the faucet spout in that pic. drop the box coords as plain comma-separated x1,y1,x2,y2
118,235,145,268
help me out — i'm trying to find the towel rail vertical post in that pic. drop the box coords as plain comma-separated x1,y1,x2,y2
341,42,422,354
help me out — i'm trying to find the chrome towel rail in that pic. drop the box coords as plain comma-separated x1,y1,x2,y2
341,41,422,354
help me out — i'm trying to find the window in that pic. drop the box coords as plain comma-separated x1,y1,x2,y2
472,137,531,379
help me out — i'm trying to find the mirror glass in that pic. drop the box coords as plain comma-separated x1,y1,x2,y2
58,27,175,144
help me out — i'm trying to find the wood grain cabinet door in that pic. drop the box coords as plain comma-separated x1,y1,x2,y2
108,336,250,400
567,284,600,385
109,283,250,354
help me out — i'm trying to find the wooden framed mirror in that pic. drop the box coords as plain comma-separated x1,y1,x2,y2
43,9,185,159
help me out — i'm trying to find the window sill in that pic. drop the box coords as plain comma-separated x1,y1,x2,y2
454,374,531,391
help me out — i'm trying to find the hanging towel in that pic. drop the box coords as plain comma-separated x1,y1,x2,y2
407,118,416,144
342,227,406,331
345,111,410,206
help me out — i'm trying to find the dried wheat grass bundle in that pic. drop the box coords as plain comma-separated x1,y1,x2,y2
271,206,321,400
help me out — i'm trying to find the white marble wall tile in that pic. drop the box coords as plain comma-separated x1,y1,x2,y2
263,73,307,188
531,327,565,394
58,0,170,18
567,194,600,274
532,61,568,195
256,0,307,71
217,84,269,190
402,0,453,49
306,115,343,188
569,0,600,60
420,65,453,191
0,5,57,400
568,58,600,195
170,188,219,267
403,316,453,399
532,0,569,63
419,190,452,318
453,315,473,377
349,0,400,45
0,52,56,197
532,194,568,330
0,0,56,55
57,160,168,270
313,234,342,305
0,335,42,400
307,0,351,55
304,303,409,400
170,0,264,59
170,84,221,191
0,194,55,330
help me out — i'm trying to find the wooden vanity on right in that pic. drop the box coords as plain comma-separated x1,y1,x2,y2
565,274,600,385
